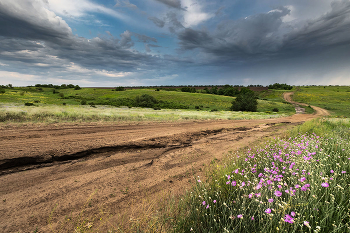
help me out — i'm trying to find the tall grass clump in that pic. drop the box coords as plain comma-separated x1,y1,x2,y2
174,118,350,232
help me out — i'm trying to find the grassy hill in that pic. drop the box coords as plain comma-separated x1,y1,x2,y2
0,86,294,114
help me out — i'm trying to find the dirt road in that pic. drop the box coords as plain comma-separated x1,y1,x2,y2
0,94,327,232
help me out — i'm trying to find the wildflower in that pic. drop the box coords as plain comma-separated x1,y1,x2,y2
248,194,253,199
206,204,209,209
284,214,294,224
237,214,243,219
231,181,237,186
197,179,201,182
265,208,272,214
202,201,206,205
274,190,282,197
321,182,329,187
304,221,311,228
268,198,274,203
291,211,296,217
330,170,334,173
300,177,306,182
251,216,255,220
213,200,217,203
341,171,346,174
255,193,261,197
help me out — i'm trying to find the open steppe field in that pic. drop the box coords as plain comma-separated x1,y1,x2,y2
0,87,349,233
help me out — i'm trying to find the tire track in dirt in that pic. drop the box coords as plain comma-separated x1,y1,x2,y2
0,94,329,232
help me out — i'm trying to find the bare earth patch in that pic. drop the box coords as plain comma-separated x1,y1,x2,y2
0,94,327,232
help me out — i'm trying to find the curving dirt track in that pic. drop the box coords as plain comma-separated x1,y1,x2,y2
0,94,328,232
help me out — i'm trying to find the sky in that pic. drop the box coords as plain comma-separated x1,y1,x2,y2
1,0,350,87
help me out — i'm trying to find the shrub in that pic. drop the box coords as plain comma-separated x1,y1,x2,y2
24,102,35,106
59,93,64,98
0,88,5,94
115,86,125,91
81,100,87,105
74,85,81,90
230,88,258,112
135,94,158,108
63,103,66,106
272,107,279,112
34,100,40,103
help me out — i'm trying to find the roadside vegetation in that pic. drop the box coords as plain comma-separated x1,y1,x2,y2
293,86,350,117
171,118,350,232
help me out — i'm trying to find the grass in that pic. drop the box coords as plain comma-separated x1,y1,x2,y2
0,104,290,124
0,87,294,113
171,118,350,232
293,86,350,117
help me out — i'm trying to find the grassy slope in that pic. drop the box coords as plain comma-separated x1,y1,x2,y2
0,87,294,113
293,86,350,117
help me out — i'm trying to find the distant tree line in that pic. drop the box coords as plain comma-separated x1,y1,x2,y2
32,84,81,90
268,83,293,90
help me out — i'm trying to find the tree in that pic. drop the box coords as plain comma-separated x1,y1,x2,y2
135,94,158,108
230,88,258,112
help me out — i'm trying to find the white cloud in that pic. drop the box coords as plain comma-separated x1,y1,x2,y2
47,0,129,21
181,0,213,27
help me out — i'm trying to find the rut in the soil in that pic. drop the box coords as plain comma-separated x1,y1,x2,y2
0,126,252,175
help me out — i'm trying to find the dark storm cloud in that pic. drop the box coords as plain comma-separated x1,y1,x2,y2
177,6,290,60
145,43,161,52
0,0,163,73
281,0,350,54
166,12,184,33
0,1,72,45
132,32,157,43
154,0,184,10
176,2,350,63
148,16,165,27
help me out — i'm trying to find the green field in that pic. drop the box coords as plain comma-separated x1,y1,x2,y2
293,86,350,117
0,87,295,123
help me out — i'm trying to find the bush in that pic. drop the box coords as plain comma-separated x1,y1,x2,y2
115,86,125,91
135,94,158,108
0,88,5,94
272,107,279,112
59,93,64,98
74,85,81,90
230,88,258,112
81,100,87,105
24,102,35,106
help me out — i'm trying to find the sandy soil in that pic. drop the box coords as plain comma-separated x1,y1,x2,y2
0,93,328,232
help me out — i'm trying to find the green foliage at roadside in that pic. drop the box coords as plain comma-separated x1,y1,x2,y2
172,118,350,232
293,86,350,117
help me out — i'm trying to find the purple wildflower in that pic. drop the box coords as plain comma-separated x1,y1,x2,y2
202,201,206,205
213,200,217,203
268,198,274,203
237,214,243,219
274,190,282,197
321,182,329,187
284,214,294,224
206,204,209,209
265,208,272,214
